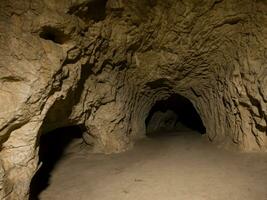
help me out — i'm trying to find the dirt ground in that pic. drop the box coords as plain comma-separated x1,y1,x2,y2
37,130,267,200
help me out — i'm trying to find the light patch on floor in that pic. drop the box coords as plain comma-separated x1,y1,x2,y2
38,131,267,200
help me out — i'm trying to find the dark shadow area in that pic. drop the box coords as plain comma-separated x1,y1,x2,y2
29,125,84,200
39,26,69,44
68,0,108,22
145,94,206,137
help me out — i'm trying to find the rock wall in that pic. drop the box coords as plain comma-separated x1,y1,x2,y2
0,0,266,199
146,110,178,134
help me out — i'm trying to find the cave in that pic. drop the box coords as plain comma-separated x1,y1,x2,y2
1,0,267,200
145,94,206,136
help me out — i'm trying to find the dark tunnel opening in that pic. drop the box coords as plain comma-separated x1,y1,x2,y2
145,94,206,136
29,125,85,200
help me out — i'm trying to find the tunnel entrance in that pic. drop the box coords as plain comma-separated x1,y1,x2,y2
145,94,206,136
29,125,85,200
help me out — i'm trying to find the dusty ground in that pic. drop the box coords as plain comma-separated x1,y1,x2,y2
37,130,267,200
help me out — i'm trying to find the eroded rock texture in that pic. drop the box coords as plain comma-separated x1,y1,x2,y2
0,0,266,199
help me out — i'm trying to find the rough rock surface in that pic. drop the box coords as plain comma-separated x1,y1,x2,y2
146,110,178,134
0,0,266,199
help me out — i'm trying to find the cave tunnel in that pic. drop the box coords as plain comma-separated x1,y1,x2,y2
145,94,206,137
2,0,267,199
29,125,85,200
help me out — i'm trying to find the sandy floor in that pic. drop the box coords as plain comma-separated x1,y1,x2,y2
37,131,267,200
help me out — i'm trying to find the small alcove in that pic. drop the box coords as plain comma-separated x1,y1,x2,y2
29,125,85,200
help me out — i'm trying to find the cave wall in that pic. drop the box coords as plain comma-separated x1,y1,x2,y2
0,0,266,199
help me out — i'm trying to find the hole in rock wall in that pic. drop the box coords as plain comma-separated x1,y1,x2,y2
39,26,69,44
29,125,85,200
145,94,206,137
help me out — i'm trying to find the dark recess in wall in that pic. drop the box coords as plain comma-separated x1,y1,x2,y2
68,0,108,22
145,93,206,134
29,125,84,200
39,26,69,44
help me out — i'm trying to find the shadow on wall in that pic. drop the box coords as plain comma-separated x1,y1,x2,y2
145,94,206,136
29,125,84,200
68,0,108,22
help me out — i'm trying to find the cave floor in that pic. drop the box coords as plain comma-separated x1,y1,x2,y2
38,130,267,200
